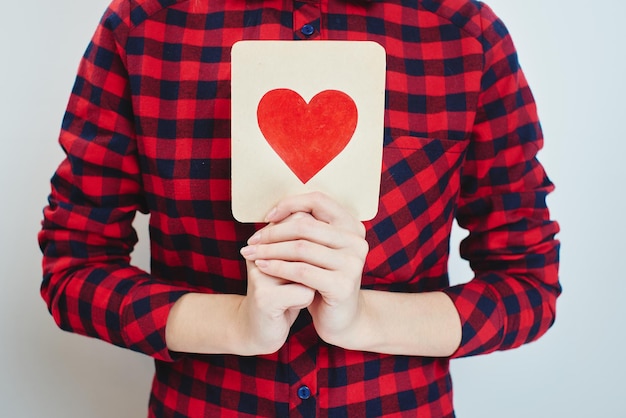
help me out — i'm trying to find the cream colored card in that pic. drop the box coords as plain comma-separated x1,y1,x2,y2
231,41,386,222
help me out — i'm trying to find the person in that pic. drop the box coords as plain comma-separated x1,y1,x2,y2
39,0,561,416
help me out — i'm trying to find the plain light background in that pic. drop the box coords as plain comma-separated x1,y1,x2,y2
1,0,623,416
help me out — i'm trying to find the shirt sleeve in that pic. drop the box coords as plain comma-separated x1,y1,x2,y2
442,6,561,358
38,5,189,361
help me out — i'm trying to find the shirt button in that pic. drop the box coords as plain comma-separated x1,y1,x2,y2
297,385,312,400
300,24,315,37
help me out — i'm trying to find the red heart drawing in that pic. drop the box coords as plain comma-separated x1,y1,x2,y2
257,89,358,183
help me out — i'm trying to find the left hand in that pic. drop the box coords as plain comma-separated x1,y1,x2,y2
240,192,369,347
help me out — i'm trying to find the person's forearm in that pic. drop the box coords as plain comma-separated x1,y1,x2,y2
166,290,462,357
327,290,462,357
165,293,246,355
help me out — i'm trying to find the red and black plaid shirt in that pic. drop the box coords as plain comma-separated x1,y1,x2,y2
39,0,560,416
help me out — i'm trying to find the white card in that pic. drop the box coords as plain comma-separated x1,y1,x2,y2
231,40,386,222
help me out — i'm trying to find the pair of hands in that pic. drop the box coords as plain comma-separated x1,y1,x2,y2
238,192,369,355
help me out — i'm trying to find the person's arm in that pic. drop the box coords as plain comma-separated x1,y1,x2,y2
39,5,192,361
441,5,560,358
241,5,560,358
40,3,313,359
165,260,315,356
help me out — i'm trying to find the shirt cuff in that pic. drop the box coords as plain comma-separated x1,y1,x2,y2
442,279,505,358
121,283,190,362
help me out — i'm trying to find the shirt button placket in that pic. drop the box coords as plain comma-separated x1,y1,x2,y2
293,382,316,416
287,313,319,416
293,0,322,40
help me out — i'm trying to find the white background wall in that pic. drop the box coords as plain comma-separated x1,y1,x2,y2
1,0,623,416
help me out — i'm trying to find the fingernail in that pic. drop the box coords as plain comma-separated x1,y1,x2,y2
255,259,269,268
247,232,261,245
264,207,277,222
240,246,255,257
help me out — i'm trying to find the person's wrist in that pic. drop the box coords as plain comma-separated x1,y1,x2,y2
233,296,290,356
313,291,370,351
165,293,247,355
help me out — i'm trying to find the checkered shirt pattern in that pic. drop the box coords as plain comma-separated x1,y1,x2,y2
39,0,561,416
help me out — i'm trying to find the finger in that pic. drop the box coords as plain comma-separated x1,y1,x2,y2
265,192,347,224
272,282,316,311
265,192,365,236
256,259,363,305
245,239,346,271
255,259,331,293
247,212,314,245
248,215,363,251
247,262,315,310
254,259,360,297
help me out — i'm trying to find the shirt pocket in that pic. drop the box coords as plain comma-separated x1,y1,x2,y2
363,136,468,291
